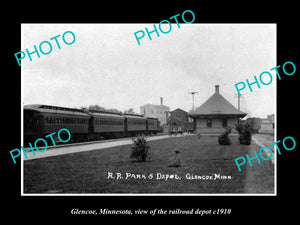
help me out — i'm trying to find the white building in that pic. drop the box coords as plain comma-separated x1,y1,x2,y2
140,97,170,125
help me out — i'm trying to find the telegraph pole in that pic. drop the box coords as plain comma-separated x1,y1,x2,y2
188,92,199,111
234,94,244,125
234,94,243,110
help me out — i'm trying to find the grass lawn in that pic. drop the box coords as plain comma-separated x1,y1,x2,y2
24,135,274,194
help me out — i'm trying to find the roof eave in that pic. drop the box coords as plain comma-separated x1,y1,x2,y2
188,113,247,118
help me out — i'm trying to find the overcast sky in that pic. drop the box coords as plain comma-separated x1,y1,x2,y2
21,23,276,118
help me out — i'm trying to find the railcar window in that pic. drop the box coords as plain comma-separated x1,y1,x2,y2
128,120,146,125
97,118,123,126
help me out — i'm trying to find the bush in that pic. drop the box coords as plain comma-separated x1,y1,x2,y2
235,123,252,145
218,127,232,145
130,134,150,162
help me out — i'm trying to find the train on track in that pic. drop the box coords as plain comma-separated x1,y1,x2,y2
24,104,160,143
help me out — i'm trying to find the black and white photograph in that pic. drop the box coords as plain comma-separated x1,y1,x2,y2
21,23,276,195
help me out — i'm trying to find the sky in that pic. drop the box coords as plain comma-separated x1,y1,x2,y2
21,23,276,118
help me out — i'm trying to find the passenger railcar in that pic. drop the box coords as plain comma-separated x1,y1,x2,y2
24,104,161,144
124,114,147,135
146,117,160,134
88,110,125,139
24,104,90,143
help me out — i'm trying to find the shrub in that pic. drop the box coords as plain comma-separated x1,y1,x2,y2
218,127,232,145
235,123,252,145
130,134,150,162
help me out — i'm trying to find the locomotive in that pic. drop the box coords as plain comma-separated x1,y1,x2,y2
23,104,160,143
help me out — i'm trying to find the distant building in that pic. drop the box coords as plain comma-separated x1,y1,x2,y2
167,108,194,132
267,114,275,123
260,114,274,133
189,85,247,134
140,97,170,125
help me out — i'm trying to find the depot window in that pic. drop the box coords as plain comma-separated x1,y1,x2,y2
222,118,227,128
207,119,212,128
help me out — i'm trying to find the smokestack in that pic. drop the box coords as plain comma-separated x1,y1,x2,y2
160,97,163,106
215,85,219,93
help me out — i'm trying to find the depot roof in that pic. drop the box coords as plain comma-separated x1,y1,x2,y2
189,85,247,118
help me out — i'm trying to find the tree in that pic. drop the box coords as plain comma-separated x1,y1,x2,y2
88,104,121,113
88,104,106,111
124,108,136,114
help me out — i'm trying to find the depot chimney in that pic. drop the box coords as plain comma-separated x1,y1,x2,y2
215,85,219,93
160,97,163,106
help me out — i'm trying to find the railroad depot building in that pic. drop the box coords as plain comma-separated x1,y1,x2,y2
189,85,247,134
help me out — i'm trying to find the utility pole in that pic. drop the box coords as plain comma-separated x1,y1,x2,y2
234,94,244,125
234,94,243,110
188,92,199,111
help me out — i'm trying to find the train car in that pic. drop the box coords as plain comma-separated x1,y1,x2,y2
146,117,160,134
246,117,261,133
23,104,90,143
124,114,147,135
88,110,125,138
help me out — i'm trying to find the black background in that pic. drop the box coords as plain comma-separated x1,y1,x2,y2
4,3,298,222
